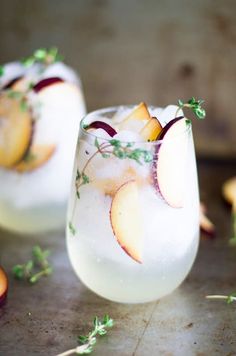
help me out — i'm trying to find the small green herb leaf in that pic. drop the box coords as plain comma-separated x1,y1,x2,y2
0,65,4,77
12,245,52,284
21,47,63,67
177,97,206,120
56,315,114,356
69,221,76,236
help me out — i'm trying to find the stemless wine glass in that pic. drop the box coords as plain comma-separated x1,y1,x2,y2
66,105,199,303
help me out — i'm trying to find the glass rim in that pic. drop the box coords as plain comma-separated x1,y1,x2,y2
79,105,192,145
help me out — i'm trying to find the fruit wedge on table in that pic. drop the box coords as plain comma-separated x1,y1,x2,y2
153,117,188,208
0,93,32,168
118,102,151,132
0,267,8,307
110,180,143,263
200,202,215,236
14,144,56,173
139,116,162,141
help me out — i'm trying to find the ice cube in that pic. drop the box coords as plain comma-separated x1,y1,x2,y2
42,62,81,86
0,61,25,89
159,105,183,126
112,107,132,124
113,130,143,143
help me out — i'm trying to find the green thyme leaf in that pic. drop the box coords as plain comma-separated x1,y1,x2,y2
177,97,206,120
82,173,90,184
68,221,76,236
94,137,100,149
12,245,52,284
0,65,4,77
20,99,28,112
21,47,63,67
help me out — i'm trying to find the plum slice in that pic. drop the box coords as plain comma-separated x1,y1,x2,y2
153,117,188,208
33,77,64,93
14,144,56,173
0,93,33,168
3,76,23,89
118,102,151,132
86,121,117,137
0,267,8,307
200,203,215,237
139,117,162,141
110,180,143,263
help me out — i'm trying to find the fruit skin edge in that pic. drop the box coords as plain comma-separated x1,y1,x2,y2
152,116,187,208
109,179,142,264
0,267,8,307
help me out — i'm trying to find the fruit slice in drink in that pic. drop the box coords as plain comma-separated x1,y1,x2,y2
153,117,188,208
110,180,143,263
0,93,32,168
118,102,151,132
0,267,8,307
14,144,56,173
139,117,162,141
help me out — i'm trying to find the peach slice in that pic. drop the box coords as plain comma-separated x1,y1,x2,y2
0,93,32,168
14,144,56,173
110,180,143,263
118,102,151,131
139,117,162,141
153,117,188,208
33,77,64,93
222,177,236,206
11,77,30,92
0,267,8,307
200,203,215,237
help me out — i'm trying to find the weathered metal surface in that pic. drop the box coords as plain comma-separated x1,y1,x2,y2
0,0,236,157
0,159,235,356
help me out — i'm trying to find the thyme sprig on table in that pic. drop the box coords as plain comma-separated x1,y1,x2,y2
229,212,236,246
206,293,236,304
176,97,206,120
12,245,52,284
56,315,114,356
75,138,153,200
21,47,63,67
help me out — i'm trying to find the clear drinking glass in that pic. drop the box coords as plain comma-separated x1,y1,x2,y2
66,106,199,303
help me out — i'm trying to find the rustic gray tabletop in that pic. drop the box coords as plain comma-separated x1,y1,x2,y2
0,159,236,356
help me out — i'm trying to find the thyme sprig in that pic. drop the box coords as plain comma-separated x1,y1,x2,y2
5,88,29,111
206,293,236,304
229,211,236,246
21,47,63,67
75,138,153,200
56,315,114,356
12,246,52,284
176,97,206,120
0,65,4,77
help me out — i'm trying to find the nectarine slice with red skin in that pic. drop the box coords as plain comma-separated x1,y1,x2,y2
14,144,56,173
139,117,162,141
86,121,117,137
33,77,64,93
0,267,8,307
222,177,236,207
3,76,23,90
118,102,151,131
200,203,215,237
110,180,143,263
153,117,188,208
0,93,32,168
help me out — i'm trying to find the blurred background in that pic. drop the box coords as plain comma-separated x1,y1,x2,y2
0,0,235,158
